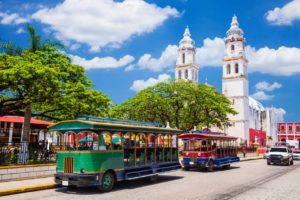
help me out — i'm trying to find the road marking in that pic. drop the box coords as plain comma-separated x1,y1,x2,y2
215,164,300,200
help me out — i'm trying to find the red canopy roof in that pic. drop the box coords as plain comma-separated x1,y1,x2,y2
179,132,238,140
0,116,53,125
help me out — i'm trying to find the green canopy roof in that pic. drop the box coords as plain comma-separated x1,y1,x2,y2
48,118,182,135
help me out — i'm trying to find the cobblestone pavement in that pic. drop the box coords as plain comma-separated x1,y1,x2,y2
1,159,300,200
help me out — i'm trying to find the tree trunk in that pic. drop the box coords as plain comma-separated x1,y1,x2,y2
19,103,32,164
22,103,32,142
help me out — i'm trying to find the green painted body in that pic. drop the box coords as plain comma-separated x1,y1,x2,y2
57,150,124,173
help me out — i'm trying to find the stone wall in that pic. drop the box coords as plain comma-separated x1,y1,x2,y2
0,164,55,181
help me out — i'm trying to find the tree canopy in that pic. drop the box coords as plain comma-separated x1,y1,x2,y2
111,79,237,131
0,46,110,121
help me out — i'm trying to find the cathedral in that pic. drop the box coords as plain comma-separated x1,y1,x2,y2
175,15,283,147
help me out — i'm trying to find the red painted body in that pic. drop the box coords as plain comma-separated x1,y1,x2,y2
179,132,238,160
182,151,215,158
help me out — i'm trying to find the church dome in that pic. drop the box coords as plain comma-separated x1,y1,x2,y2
179,26,195,49
249,96,265,112
226,15,244,37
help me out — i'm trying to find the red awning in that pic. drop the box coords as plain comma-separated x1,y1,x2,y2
179,132,238,140
0,116,53,125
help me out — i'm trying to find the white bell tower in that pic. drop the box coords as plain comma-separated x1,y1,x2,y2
175,26,198,82
222,15,250,143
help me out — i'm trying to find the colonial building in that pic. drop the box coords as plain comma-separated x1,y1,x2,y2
277,122,300,148
175,26,198,82
174,15,285,147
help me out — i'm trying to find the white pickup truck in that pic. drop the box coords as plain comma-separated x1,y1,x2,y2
266,146,294,166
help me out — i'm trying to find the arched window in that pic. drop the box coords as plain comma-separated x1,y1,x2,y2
185,69,188,79
112,132,122,150
99,131,112,150
231,45,235,51
178,70,182,79
182,53,185,64
235,63,239,73
76,131,99,150
226,64,231,74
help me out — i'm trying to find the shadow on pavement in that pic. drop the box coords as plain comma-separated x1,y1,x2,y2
55,175,183,195
183,166,240,173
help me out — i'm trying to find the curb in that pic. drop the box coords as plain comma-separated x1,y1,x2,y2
0,163,56,170
240,157,263,162
0,183,59,197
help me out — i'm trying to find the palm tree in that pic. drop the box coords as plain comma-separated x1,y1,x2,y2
21,24,64,163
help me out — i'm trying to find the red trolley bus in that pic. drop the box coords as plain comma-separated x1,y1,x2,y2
179,131,240,171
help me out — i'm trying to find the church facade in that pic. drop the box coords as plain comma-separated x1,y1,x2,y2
175,15,284,147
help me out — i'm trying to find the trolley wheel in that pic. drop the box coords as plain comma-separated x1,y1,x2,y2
183,166,190,171
207,160,214,172
147,175,158,182
98,171,115,192
267,161,271,165
222,164,230,170
67,185,77,189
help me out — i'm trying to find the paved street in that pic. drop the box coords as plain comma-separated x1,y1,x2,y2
1,159,300,200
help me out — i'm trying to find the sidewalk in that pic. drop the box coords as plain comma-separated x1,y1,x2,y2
0,177,58,196
240,155,263,161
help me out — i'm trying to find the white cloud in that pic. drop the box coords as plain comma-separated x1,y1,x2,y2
16,27,25,34
130,74,170,92
135,45,178,71
246,46,300,76
132,37,224,72
0,12,28,25
266,0,300,25
251,91,274,101
132,36,300,76
196,37,225,67
69,43,81,51
255,81,282,91
196,37,300,76
70,54,135,70
32,0,179,52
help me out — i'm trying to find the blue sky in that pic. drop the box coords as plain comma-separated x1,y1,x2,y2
0,0,299,121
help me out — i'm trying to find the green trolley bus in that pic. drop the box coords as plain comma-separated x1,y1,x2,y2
49,116,182,191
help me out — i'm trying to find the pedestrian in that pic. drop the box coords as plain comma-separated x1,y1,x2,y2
242,145,246,158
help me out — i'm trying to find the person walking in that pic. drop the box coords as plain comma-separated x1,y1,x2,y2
242,145,246,158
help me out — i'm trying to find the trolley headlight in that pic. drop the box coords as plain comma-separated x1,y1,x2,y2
80,168,85,173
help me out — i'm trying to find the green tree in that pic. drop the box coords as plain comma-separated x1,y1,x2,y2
0,47,110,121
0,25,110,163
0,23,65,144
112,79,237,131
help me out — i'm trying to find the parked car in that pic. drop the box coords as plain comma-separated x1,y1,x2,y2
263,149,269,159
292,151,300,160
266,146,293,166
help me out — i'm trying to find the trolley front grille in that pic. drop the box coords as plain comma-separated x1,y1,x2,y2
191,156,196,162
64,157,74,174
